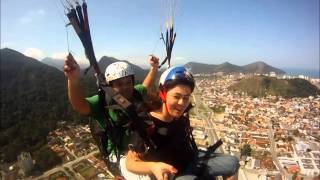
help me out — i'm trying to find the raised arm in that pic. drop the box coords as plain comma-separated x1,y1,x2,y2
142,55,159,92
125,150,177,180
64,53,91,116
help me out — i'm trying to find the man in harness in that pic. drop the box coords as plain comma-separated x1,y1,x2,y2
64,54,159,175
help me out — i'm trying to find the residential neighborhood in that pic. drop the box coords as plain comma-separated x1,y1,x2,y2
190,73,320,180
1,74,319,180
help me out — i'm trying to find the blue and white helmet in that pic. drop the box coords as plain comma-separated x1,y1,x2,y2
159,66,195,90
105,61,135,83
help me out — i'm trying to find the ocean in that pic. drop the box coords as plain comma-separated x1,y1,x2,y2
281,68,320,79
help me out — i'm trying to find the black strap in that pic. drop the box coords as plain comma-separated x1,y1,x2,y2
127,106,157,152
185,117,199,153
98,88,153,162
89,118,109,158
194,139,223,176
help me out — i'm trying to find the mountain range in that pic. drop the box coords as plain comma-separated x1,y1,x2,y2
83,56,149,82
185,61,285,74
41,57,65,71
40,56,149,82
40,55,285,76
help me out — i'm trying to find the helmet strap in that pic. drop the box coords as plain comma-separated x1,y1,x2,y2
164,103,170,117
159,90,166,103
159,89,171,117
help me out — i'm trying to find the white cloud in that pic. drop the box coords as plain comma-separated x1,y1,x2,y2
19,17,32,24
172,56,187,65
37,9,46,16
51,52,68,60
50,52,88,66
77,56,90,66
24,48,45,60
174,56,185,61
67,53,89,66
18,9,46,24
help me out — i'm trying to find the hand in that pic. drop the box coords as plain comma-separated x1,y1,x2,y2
150,162,177,180
64,53,80,81
149,55,159,68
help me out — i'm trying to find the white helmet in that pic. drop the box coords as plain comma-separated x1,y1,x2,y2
105,61,135,83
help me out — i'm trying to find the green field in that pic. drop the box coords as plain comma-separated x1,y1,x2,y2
79,166,96,179
49,171,69,180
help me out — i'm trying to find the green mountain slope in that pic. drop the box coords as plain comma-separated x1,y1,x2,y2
228,76,319,98
0,48,83,162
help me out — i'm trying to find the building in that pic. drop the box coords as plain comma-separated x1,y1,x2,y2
17,152,34,176
269,72,276,77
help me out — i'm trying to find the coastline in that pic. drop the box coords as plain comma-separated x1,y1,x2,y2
281,68,320,79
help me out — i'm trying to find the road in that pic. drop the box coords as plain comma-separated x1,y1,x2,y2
64,145,77,159
192,89,224,153
267,118,289,180
37,150,99,180
192,87,249,180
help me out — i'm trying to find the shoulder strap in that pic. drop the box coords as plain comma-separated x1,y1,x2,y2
182,115,198,153
98,86,156,156
133,88,143,101
126,113,158,154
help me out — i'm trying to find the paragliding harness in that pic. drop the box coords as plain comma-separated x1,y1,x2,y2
89,89,152,176
181,109,224,178
62,0,157,176
127,103,224,179
192,139,223,178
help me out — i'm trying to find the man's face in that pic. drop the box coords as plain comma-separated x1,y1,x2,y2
111,76,134,99
165,84,192,118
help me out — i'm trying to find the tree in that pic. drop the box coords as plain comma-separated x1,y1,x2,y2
293,129,300,136
241,144,252,157
33,146,62,172
292,172,298,180
287,136,294,142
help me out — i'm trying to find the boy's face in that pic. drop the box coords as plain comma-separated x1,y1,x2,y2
111,76,134,99
165,84,192,118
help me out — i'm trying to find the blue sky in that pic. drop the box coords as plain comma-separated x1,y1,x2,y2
1,0,319,70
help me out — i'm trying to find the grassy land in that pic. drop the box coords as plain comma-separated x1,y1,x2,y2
49,171,69,180
79,166,96,179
